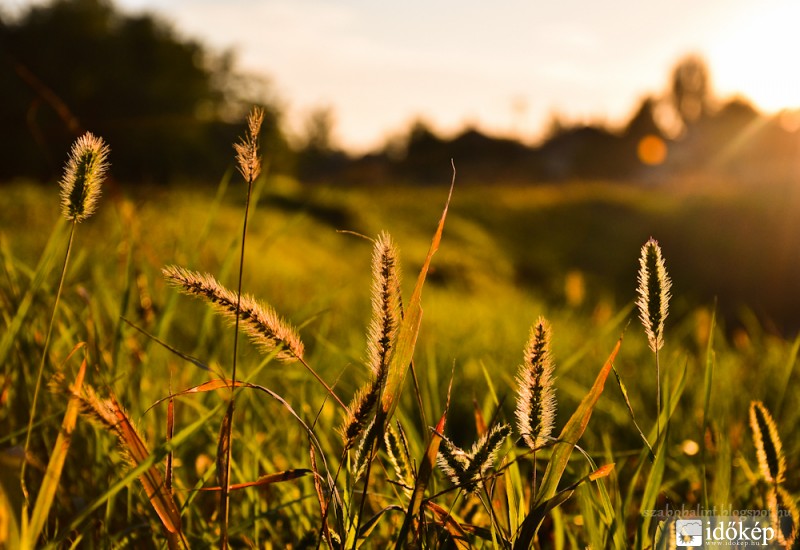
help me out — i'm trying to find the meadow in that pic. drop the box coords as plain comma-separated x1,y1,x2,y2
1,137,799,548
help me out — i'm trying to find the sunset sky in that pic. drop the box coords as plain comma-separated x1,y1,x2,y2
3,0,800,151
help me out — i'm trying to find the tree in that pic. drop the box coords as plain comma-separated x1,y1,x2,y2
668,54,712,132
0,0,289,182
295,106,349,181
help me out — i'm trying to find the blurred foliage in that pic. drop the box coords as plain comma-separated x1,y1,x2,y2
0,0,292,182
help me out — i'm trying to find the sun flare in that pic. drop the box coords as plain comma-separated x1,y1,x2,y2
707,1,800,112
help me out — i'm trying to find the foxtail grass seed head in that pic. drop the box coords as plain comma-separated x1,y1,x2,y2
162,265,304,362
768,485,799,548
340,232,402,450
234,106,265,182
385,421,414,496
352,417,379,481
636,238,672,353
59,132,110,222
515,317,556,451
340,380,380,450
437,436,472,490
465,423,511,480
749,400,786,484
437,424,510,493
367,231,401,382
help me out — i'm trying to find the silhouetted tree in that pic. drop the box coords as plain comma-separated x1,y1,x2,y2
669,54,712,132
0,0,290,182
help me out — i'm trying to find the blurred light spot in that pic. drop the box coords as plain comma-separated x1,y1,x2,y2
573,515,584,526
681,439,700,456
694,307,712,349
565,270,585,307
592,300,613,326
733,329,751,351
779,109,800,132
637,135,667,165
195,453,213,476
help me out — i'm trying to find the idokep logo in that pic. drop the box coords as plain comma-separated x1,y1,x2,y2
675,519,703,546
670,516,779,547
705,518,776,546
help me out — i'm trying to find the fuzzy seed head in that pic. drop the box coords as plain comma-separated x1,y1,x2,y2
436,424,510,493
340,378,380,450
436,436,473,490
339,233,402,450
768,485,799,548
515,317,556,451
749,400,785,484
636,238,672,353
59,132,110,222
385,421,414,497
162,265,304,362
367,232,402,382
352,416,379,481
234,106,264,182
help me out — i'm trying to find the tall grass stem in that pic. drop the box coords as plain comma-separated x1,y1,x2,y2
21,220,76,504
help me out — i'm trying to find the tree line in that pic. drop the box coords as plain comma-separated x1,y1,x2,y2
2,0,797,186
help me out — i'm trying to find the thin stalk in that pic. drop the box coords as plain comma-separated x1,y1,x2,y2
220,176,254,548
655,350,661,442
297,355,348,411
352,435,379,550
21,220,76,504
531,448,537,510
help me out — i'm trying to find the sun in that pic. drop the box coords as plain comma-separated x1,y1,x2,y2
706,1,800,112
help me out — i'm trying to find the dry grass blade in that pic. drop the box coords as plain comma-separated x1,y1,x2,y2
749,400,785,484
27,350,86,546
199,468,312,491
166,397,174,494
425,501,471,549
310,442,334,548
381,169,454,420
534,337,621,508
79,387,183,538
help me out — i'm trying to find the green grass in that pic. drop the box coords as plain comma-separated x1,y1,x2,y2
1,175,799,547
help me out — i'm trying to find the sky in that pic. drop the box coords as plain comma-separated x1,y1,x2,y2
3,0,800,152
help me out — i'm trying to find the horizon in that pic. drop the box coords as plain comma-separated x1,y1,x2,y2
3,0,800,153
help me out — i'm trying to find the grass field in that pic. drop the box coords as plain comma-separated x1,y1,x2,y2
1,168,799,548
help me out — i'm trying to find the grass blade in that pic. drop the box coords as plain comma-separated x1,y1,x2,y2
534,336,621,508
78,389,184,539
700,306,716,511
199,468,312,491
635,426,668,550
395,370,453,548
611,365,654,461
0,218,65,368
515,464,615,550
381,171,454,421
26,349,87,546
